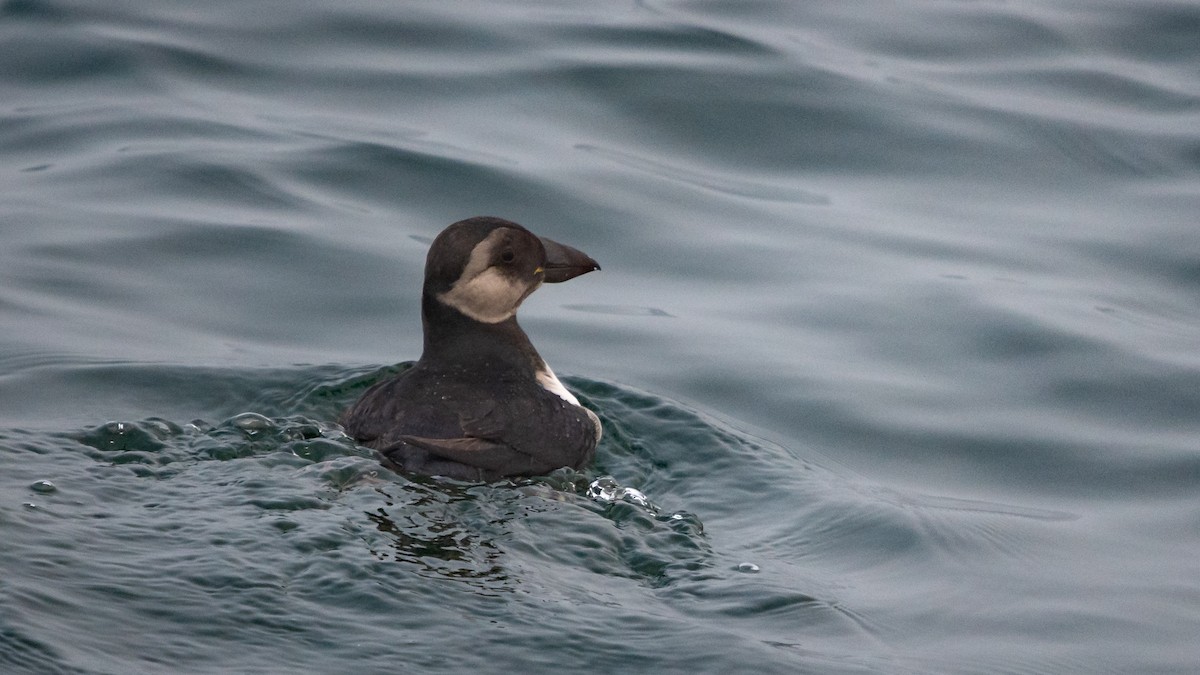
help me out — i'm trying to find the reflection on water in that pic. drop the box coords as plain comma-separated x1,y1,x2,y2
365,484,512,588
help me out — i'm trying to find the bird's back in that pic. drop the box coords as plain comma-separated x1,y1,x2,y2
340,362,597,480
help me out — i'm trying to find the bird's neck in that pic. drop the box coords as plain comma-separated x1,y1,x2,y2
419,293,543,378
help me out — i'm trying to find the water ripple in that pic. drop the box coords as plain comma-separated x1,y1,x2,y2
577,142,830,204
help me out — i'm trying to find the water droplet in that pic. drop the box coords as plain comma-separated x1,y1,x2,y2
29,480,56,494
586,476,620,502
736,562,760,573
618,486,652,509
586,476,661,513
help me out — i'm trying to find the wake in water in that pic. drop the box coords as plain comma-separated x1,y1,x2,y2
50,365,714,594
1,362,1091,674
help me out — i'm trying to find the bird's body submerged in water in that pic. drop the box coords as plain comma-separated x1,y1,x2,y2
340,216,602,481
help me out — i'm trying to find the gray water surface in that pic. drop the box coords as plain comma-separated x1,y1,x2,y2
3,1,1199,673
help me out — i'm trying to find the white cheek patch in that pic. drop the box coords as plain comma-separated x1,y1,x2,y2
439,267,529,324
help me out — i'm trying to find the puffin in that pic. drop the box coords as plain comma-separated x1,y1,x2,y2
340,216,602,481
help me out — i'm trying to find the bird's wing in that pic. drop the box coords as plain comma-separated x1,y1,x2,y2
394,434,533,474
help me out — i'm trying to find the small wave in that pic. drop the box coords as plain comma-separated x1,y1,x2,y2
576,143,830,205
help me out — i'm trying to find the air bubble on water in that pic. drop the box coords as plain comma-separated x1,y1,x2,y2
231,412,275,435
29,480,56,494
587,476,656,512
620,486,652,509
585,477,707,538
586,476,622,502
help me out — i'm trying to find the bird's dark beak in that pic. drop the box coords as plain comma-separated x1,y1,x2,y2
538,236,600,283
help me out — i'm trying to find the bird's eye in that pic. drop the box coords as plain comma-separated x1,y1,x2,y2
500,250,515,264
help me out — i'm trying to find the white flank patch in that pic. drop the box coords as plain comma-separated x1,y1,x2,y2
536,363,581,405
538,362,603,442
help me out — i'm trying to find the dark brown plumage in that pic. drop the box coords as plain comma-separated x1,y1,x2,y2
340,217,601,481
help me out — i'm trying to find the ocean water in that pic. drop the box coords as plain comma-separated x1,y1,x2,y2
3,0,1199,673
